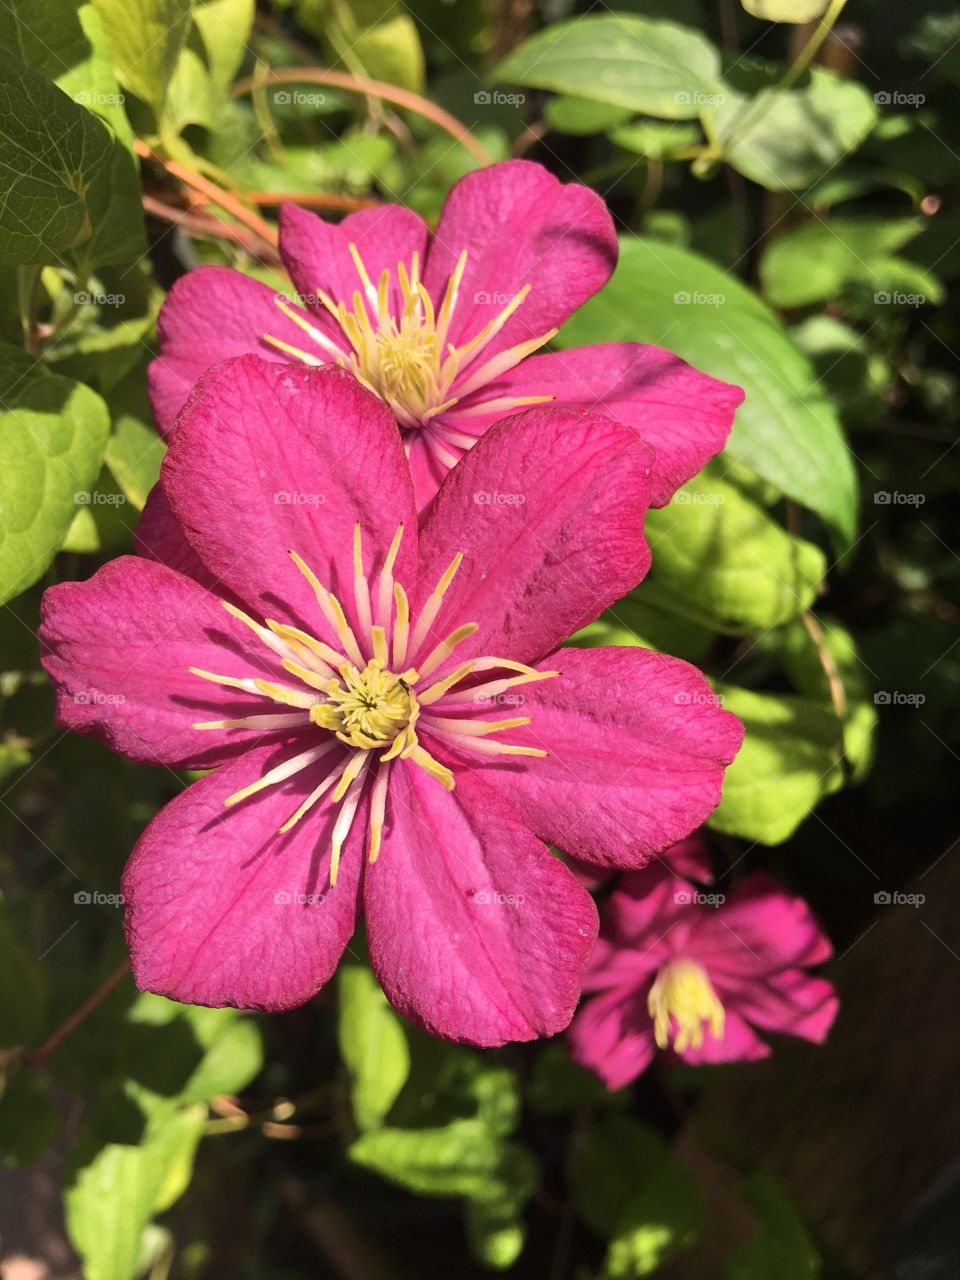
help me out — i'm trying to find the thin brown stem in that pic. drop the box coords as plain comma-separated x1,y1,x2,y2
135,140,279,250
24,959,130,1068
232,68,493,167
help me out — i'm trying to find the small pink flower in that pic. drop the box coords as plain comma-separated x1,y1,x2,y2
149,160,742,511
569,856,838,1087
41,357,742,1046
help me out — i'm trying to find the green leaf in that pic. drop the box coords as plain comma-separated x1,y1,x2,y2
760,216,942,308
492,15,723,119
0,2,133,144
0,53,143,270
298,0,425,92
610,119,701,158
741,0,828,20
90,0,192,119
543,95,635,136
349,1119,503,1197
105,416,166,510
0,1072,59,1166
557,237,858,550
726,1173,821,1279
707,684,852,842
65,1104,206,1280
778,617,877,781
644,470,826,633
0,896,46,1049
703,68,877,191
0,343,110,603
124,994,264,1107
337,962,410,1130
572,1117,702,1274
464,1145,539,1271
527,1043,627,1116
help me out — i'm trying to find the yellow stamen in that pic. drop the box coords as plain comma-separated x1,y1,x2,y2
417,622,479,681
647,958,726,1053
409,551,464,656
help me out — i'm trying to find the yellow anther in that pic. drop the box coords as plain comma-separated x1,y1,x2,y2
647,958,726,1053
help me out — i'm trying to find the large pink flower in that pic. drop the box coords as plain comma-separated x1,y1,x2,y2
568,853,839,1087
149,160,743,510
41,356,742,1046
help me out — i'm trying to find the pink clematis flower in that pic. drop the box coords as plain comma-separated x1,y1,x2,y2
568,854,839,1087
148,160,743,511
40,356,742,1046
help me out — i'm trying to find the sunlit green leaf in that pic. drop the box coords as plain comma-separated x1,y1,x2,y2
338,961,410,1130
558,237,858,550
493,15,723,119
0,343,110,604
703,69,877,191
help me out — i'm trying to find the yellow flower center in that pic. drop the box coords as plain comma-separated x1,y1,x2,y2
647,958,725,1054
310,659,419,750
188,524,557,887
261,245,555,442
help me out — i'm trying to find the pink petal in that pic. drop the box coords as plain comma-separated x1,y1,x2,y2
123,739,362,1010
676,1009,771,1066
690,873,834,979
136,485,219,590
161,356,416,634
363,760,598,1046
413,406,654,668
149,266,325,434
458,344,743,506
279,203,430,318
568,985,657,1089
425,160,617,367
731,970,839,1045
40,557,307,768
467,647,743,866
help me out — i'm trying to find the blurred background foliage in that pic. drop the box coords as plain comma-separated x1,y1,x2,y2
0,0,957,1277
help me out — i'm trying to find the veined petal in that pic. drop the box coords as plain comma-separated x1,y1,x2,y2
466,647,744,866
40,557,306,768
413,406,654,669
148,266,331,435
364,760,598,1046
123,739,362,1010
424,160,617,367
160,357,417,638
567,984,658,1089
452,343,744,507
279,203,430,322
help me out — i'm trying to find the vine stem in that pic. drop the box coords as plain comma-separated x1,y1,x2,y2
232,68,494,167
134,139,279,249
779,0,851,93
23,959,130,1068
